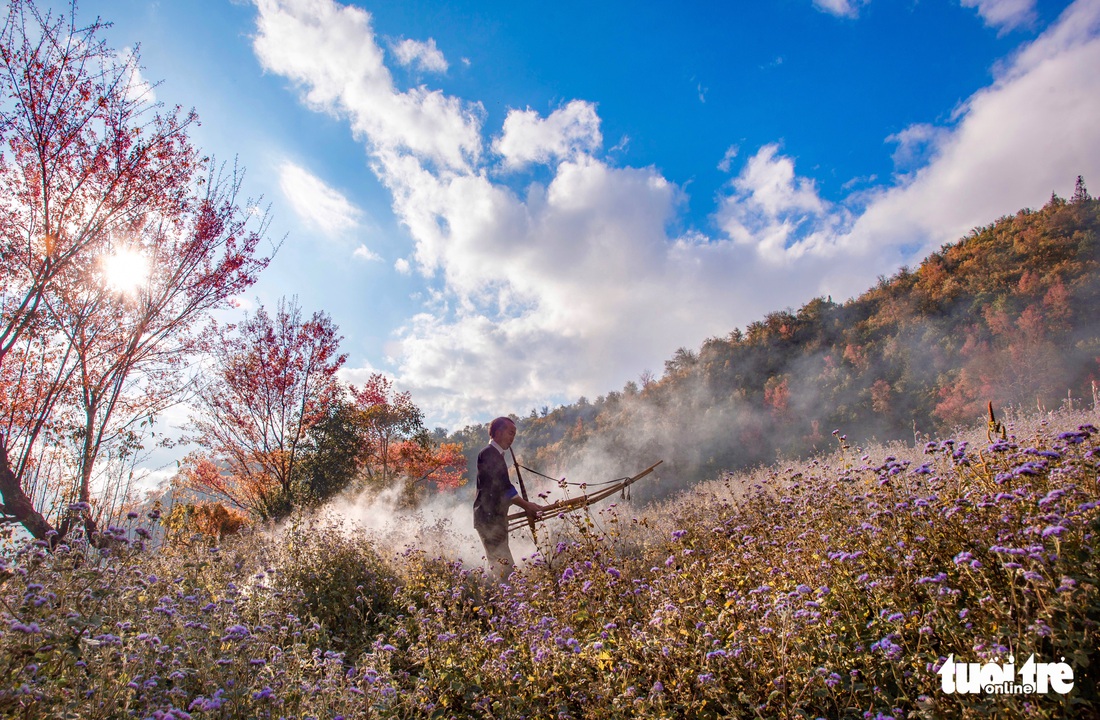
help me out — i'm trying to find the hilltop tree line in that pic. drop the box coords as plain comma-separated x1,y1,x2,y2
460,184,1100,499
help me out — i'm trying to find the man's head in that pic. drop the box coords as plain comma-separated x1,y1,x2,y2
489,416,517,450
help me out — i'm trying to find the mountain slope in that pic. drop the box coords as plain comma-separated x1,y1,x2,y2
484,187,1100,498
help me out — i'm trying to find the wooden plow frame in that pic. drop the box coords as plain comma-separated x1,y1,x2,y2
506,460,663,533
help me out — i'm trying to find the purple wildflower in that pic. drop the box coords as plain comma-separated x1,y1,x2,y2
221,624,250,641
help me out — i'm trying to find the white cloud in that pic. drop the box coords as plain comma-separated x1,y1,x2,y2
394,257,411,274
277,161,363,235
391,37,449,73
711,0,1100,270
886,123,950,172
715,144,844,261
812,0,867,18
132,466,177,494
493,101,602,170
961,0,1036,32
717,145,739,172
119,47,156,103
837,0,1100,259
338,363,383,389
253,0,1100,428
352,243,381,261
253,0,483,171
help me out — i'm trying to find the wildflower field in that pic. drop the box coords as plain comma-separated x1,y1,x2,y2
1,409,1098,720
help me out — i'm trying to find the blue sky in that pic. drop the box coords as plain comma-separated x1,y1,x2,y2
53,0,1098,437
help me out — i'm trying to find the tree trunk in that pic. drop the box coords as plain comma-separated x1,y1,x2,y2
0,441,56,540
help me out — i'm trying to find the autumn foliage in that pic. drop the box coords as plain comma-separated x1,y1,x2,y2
181,349,465,521
183,298,346,520
504,189,1100,498
351,373,466,494
162,500,250,543
0,1,271,541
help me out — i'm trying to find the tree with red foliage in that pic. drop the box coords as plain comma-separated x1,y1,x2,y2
351,373,465,495
351,373,424,488
183,299,345,520
763,375,790,417
0,1,271,541
395,439,466,491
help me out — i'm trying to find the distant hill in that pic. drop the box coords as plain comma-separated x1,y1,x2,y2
448,183,1100,501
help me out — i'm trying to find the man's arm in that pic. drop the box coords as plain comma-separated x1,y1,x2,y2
510,494,543,515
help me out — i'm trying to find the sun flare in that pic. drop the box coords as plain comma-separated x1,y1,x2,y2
101,248,150,295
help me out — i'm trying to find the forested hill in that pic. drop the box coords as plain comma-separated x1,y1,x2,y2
449,182,1100,499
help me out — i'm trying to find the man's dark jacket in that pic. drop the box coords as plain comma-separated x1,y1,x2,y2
473,445,516,530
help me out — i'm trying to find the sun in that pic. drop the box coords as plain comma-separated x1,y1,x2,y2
101,248,150,295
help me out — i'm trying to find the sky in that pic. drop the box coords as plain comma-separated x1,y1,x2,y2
46,0,1100,436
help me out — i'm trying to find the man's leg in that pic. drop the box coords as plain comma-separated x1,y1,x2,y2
476,523,514,581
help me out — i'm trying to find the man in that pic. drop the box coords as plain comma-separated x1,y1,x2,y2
473,416,544,580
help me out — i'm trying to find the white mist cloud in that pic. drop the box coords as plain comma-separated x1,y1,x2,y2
323,483,543,571
961,0,1036,31
391,37,449,73
278,161,363,235
252,0,1100,428
325,485,483,566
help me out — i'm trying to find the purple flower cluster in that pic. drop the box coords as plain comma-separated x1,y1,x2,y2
2,411,1098,718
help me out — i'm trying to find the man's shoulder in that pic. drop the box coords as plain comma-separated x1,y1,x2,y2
478,444,501,461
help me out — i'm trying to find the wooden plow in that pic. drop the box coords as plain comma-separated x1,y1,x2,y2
506,460,663,534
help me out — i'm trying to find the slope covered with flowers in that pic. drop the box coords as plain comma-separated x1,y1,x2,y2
2,409,1097,718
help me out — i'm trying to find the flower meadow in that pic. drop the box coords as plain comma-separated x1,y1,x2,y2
1,409,1098,719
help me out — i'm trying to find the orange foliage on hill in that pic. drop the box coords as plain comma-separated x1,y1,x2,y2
480,186,1100,498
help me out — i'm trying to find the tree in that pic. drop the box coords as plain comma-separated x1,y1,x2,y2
394,439,466,492
292,397,371,506
1072,175,1091,204
47,165,269,538
183,299,345,520
664,347,698,377
0,1,271,541
350,373,465,497
351,373,426,488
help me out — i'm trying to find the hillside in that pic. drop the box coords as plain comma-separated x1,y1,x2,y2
3,407,1096,718
462,186,1100,499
